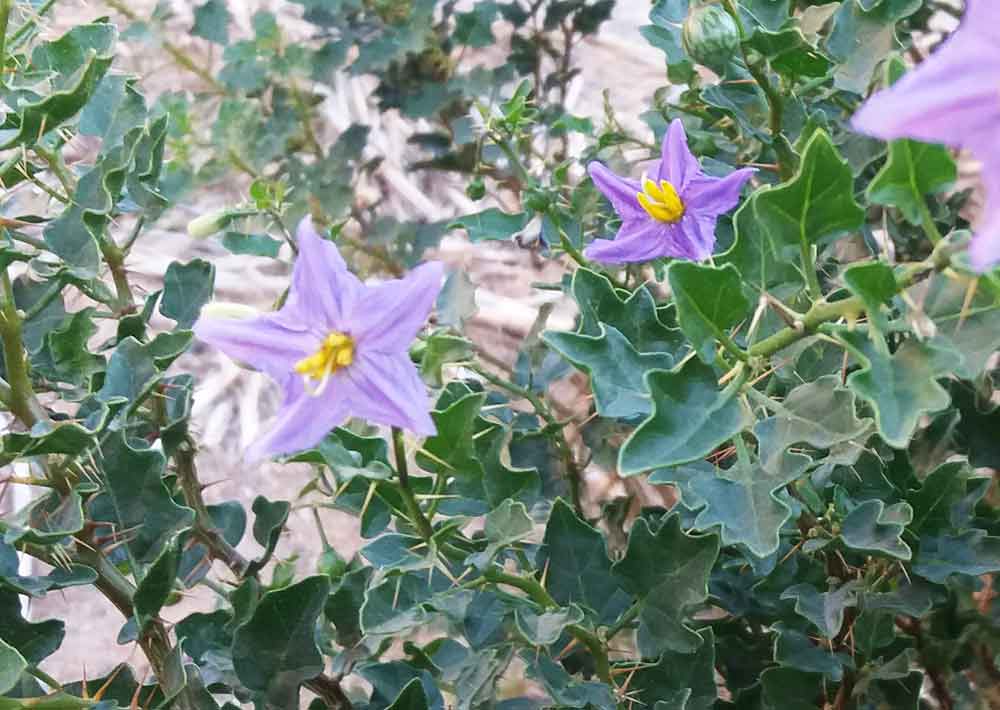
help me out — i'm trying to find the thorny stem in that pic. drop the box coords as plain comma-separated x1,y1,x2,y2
392,427,435,541
0,267,45,428
721,0,797,180
484,569,613,684
33,143,76,197
747,242,957,361
99,240,134,313
174,438,250,577
469,364,585,516
173,444,352,708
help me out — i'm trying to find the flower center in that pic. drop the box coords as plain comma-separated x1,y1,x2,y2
294,331,354,395
637,176,685,223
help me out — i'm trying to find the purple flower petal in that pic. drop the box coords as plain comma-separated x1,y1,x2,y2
683,168,756,216
674,213,717,261
290,218,364,329
965,0,1000,34
583,220,673,264
350,261,445,353
657,119,701,191
969,167,1000,271
193,314,316,381
588,162,644,219
347,352,436,435
245,379,351,461
851,33,1000,150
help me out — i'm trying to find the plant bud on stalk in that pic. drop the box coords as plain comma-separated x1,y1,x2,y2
200,302,261,321
682,3,741,70
187,210,235,239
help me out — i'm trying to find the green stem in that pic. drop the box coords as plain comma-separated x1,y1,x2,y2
800,239,823,301
469,364,584,515
0,268,42,427
721,0,796,179
485,569,612,683
748,246,955,360
9,0,56,49
99,241,133,313
605,601,641,641
392,427,435,541
0,0,11,88
33,144,75,197
175,439,250,577
26,667,62,691
918,198,943,244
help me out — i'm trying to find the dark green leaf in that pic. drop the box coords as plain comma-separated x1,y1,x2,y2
913,530,1000,583
668,262,749,364
612,515,719,655
780,582,860,638
192,0,232,44
101,433,194,565
134,536,181,632
232,576,330,708
544,325,674,419
246,496,290,577
825,0,922,93
619,359,748,475
840,500,912,559
835,329,959,448
540,499,626,622
449,209,529,242
686,447,808,557
222,232,282,258
0,590,64,664
161,259,215,329
753,130,864,263
0,639,27,695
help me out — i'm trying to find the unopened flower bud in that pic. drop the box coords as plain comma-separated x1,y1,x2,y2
200,302,260,321
682,4,741,70
187,210,234,239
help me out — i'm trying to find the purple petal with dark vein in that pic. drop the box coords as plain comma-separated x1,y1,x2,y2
290,217,364,329
583,219,672,264
347,351,436,435
245,378,350,461
657,119,702,191
193,314,316,380
349,261,445,353
588,162,644,219
851,34,1000,149
684,168,756,216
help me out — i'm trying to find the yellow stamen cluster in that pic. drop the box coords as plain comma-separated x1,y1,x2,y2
295,332,355,393
637,176,685,223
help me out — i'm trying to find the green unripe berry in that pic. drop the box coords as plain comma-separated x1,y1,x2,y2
466,177,486,201
682,4,741,70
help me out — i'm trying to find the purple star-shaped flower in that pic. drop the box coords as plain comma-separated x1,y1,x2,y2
584,118,755,264
194,218,443,461
851,0,1000,269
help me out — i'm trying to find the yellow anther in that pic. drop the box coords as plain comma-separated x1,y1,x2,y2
637,176,685,223
295,331,355,394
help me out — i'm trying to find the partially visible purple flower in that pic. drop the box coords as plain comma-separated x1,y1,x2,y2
851,0,1000,269
194,218,443,461
584,118,755,264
